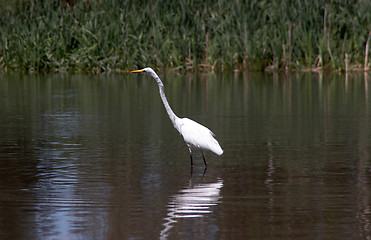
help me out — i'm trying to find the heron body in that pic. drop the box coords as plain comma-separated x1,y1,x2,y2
131,67,223,166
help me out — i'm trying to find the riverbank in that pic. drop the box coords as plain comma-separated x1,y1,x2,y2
1,0,370,73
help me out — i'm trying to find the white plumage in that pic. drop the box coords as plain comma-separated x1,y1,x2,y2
131,67,223,166
177,118,223,155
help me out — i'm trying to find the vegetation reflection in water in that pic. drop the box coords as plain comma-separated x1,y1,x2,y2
0,72,370,239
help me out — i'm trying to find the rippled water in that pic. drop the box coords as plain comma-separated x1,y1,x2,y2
0,72,370,239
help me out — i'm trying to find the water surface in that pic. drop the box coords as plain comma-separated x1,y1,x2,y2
0,72,370,239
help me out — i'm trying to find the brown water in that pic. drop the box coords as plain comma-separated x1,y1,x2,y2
0,72,370,239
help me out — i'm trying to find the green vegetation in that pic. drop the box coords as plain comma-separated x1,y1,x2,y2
1,0,371,72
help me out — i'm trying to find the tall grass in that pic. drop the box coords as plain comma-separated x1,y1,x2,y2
0,0,371,72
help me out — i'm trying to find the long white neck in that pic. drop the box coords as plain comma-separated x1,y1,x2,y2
151,72,179,127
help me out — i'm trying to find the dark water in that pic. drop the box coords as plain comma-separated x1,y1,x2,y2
0,72,370,239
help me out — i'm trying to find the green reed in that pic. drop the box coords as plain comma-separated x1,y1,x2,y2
0,0,371,72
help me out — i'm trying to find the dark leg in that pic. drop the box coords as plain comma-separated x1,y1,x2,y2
188,147,193,167
202,166,207,176
202,151,208,166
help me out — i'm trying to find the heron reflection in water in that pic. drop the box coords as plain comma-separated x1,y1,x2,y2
160,178,223,239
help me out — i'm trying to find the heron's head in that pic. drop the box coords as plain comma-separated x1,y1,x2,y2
131,67,162,86
131,67,155,76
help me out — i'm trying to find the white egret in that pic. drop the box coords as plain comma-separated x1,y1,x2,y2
131,67,223,166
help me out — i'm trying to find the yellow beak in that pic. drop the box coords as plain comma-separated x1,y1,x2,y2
131,69,145,73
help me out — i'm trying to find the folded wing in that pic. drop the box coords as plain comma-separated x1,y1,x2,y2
178,118,223,155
